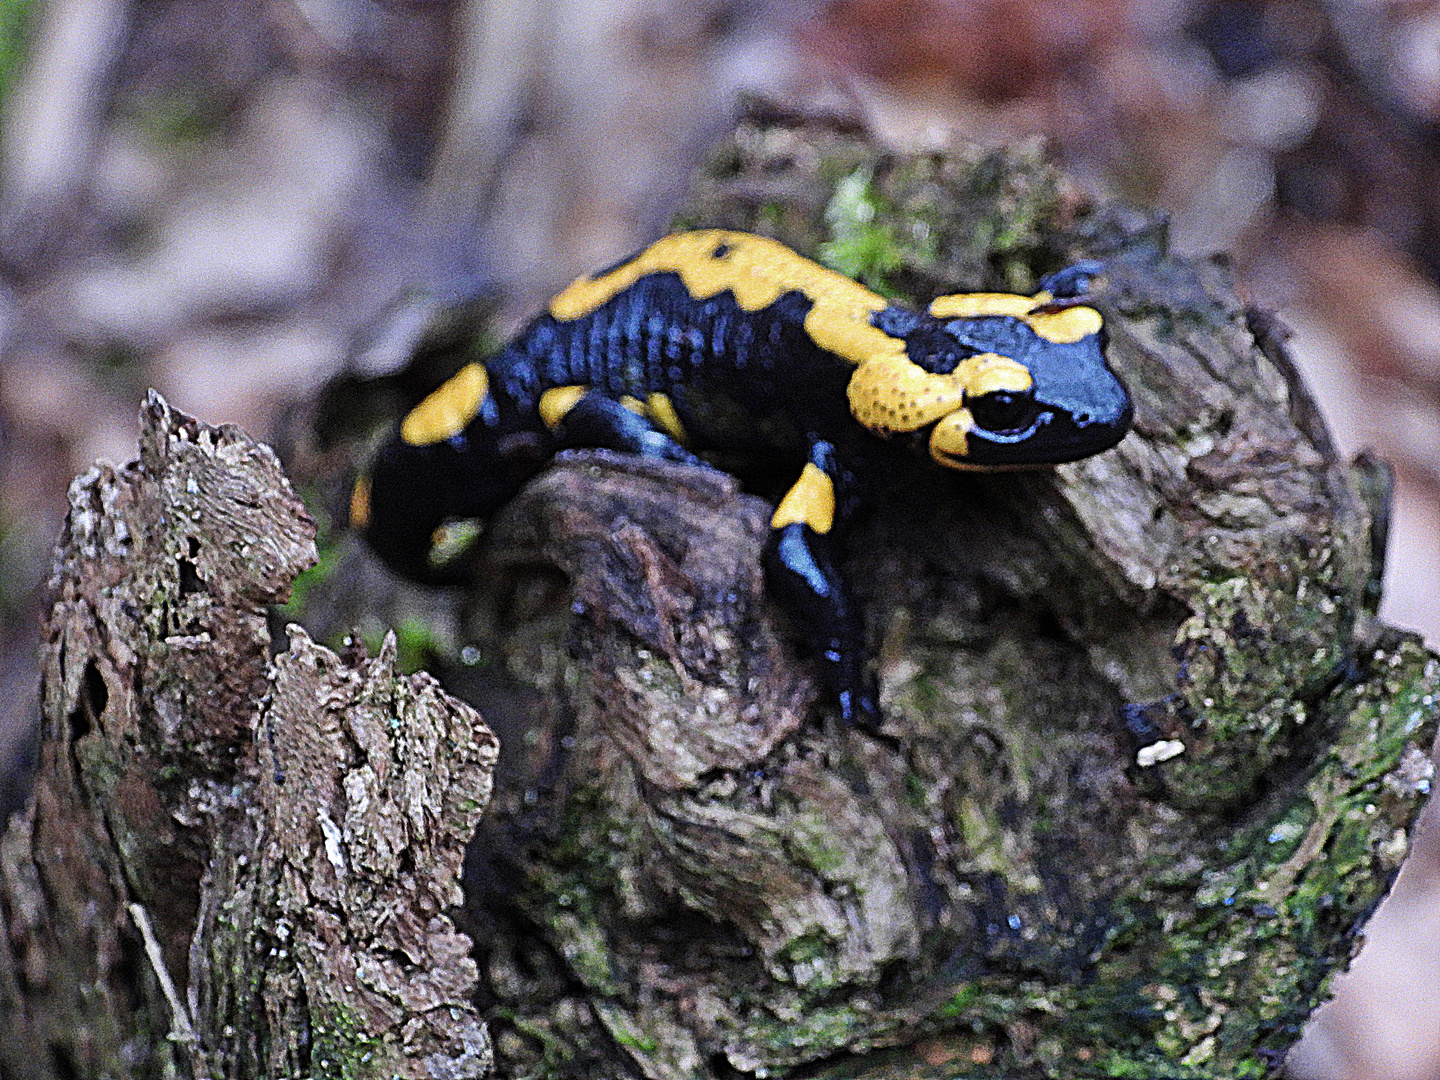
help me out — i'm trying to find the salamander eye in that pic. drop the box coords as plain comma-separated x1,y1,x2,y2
967,389,1035,433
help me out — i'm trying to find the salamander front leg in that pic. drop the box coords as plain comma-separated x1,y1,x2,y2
762,441,880,729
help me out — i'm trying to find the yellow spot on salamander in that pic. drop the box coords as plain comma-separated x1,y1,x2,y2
927,290,1103,344
929,409,974,465
645,393,688,444
1026,302,1104,344
927,292,1034,320
620,395,646,415
955,353,1034,397
846,352,1030,436
847,356,969,434
771,463,835,534
539,385,588,430
349,475,371,529
428,519,482,571
549,230,906,367
401,363,490,446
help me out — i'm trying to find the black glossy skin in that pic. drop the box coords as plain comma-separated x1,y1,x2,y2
361,243,1132,727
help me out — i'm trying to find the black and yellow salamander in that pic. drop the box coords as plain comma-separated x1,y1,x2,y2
353,230,1133,727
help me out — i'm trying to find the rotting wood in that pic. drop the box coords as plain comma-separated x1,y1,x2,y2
2,108,1438,1080
429,113,1438,1079
0,392,498,1080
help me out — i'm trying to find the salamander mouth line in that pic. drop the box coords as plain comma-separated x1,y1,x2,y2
969,414,1050,442
928,453,1054,473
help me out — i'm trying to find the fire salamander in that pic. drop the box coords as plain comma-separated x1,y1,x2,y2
353,230,1132,727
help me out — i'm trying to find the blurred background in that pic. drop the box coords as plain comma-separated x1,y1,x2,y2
0,0,1437,1075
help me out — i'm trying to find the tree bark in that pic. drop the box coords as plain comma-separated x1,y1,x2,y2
442,111,1440,1079
0,393,498,1079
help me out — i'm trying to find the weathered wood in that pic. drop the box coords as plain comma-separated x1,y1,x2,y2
3,108,1438,1080
0,393,498,1079
435,113,1438,1079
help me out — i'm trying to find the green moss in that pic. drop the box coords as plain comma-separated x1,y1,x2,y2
934,983,981,1020
393,616,444,674
788,815,852,877
904,771,928,810
1063,639,1439,1075
0,0,30,107
307,1002,389,1080
819,169,907,291
277,533,341,621
611,1028,658,1055
745,1002,870,1056
515,792,641,999
1155,563,1362,809
776,930,833,969
552,907,619,994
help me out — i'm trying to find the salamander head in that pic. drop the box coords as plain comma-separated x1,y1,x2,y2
929,319,1131,469
849,266,1132,470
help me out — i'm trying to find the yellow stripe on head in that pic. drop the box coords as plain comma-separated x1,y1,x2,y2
770,463,835,534
928,291,1102,344
954,353,1033,396
549,230,906,367
1024,304,1103,343
927,293,1034,320
401,363,490,446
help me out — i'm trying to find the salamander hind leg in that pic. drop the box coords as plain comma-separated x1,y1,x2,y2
548,389,705,466
356,361,517,585
762,439,881,730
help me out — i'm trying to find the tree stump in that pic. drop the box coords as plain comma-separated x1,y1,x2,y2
445,113,1440,1079
0,393,498,1079
2,109,1437,1080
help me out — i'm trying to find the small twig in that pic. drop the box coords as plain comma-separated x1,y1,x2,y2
127,901,208,1074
